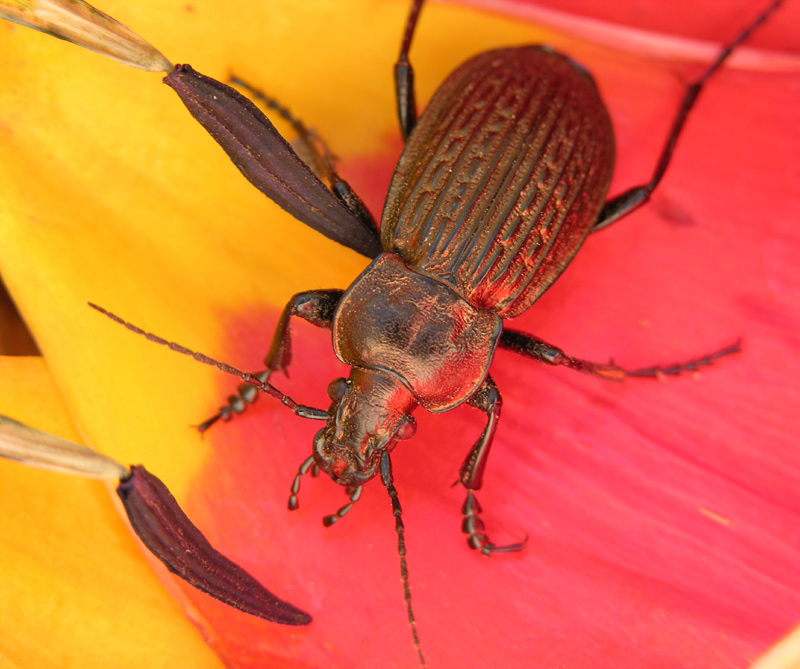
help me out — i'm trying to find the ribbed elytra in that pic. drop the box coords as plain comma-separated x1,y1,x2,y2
383,47,615,317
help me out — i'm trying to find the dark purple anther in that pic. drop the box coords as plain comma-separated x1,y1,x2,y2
163,64,381,258
117,465,311,625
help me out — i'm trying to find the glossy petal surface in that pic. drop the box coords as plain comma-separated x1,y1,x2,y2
0,1,798,667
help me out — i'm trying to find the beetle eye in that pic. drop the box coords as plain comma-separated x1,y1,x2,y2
395,415,416,441
327,377,350,402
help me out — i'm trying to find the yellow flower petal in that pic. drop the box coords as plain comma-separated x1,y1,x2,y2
7,1,794,666
0,356,220,667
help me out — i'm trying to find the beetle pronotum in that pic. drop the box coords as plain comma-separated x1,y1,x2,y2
1,0,800,664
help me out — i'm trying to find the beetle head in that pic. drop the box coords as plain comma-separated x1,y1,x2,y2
313,368,417,486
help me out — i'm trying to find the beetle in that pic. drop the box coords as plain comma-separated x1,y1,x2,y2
0,0,793,666
154,0,767,552
85,0,780,660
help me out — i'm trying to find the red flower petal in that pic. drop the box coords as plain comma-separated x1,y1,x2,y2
167,3,800,666
1,1,797,667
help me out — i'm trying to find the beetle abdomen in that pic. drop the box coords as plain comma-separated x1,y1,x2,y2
381,47,615,318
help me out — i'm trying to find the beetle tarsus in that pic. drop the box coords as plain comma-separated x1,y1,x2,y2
196,370,270,433
462,490,526,556
627,339,742,378
194,409,228,435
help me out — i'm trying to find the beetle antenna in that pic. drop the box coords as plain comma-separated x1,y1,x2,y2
88,303,330,422
379,451,425,666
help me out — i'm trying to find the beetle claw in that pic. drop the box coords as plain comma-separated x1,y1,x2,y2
194,408,228,435
462,490,526,556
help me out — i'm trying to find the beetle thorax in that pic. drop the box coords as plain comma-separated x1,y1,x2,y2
313,367,418,486
333,253,502,412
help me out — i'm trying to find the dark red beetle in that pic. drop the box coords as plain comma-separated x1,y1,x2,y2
85,0,782,663
159,0,775,552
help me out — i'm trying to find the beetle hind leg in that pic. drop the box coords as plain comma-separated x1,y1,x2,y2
459,375,527,555
395,0,425,140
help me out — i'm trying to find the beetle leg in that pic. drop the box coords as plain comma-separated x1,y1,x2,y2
500,329,741,381
592,0,784,232
460,376,501,491
228,76,379,237
90,303,331,422
395,0,425,140
459,376,527,555
197,289,344,433
288,455,317,511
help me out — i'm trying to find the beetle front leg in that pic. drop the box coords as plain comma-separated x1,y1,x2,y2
459,375,527,555
499,329,740,380
198,289,344,432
